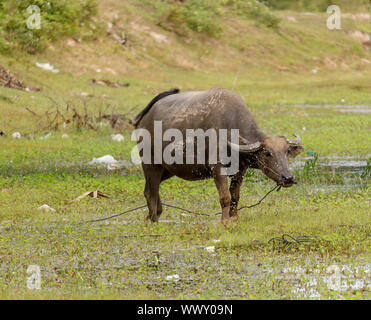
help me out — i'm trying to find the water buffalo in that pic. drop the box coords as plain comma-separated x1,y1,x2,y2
133,88,303,224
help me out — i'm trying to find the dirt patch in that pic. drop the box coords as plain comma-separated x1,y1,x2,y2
150,31,170,44
343,13,370,21
348,30,370,44
286,16,297,23
323,57,337,70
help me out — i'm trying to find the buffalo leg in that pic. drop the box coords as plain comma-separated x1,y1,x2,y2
156,170,174,218
229,168,247,218
212,166,232,224
143,165,164,222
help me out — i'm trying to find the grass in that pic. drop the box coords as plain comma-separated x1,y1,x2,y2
0,1,370,299
0,172,369,299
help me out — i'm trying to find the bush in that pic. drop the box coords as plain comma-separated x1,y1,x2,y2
224,0,281,28
0,0,98,54
261,0,369,12
181,0,223,36
157,0,280,37
158,0,223,37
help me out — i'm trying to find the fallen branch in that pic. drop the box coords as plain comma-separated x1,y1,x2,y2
0,65,41,92
88,79,130,88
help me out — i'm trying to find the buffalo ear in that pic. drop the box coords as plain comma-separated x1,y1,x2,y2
288,145,304,158
286,134,303,158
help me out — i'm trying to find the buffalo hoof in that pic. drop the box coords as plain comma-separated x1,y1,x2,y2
220,216,238,226
145,214,159,223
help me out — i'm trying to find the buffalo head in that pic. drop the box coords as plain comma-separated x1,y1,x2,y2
229,135,303,187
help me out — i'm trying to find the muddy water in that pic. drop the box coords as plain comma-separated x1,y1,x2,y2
278,262,371,299
280,104,371,114
290,156,369,190
292,156,369,175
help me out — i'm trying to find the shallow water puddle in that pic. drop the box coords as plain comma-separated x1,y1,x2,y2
292,156,369,175
278,262,371,299
279,104,371,114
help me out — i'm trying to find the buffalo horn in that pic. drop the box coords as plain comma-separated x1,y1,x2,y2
287,134,302,146
228,140,262,153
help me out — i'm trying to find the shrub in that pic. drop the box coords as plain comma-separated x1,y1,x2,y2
0,0,98,54
157,0,280,37
224,0,281,28
261,0,369,12
159,0,223,37
181,0,223,36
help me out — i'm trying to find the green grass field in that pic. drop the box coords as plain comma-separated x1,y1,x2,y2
0,1,370,299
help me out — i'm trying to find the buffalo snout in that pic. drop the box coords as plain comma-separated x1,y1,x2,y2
280,173,297,187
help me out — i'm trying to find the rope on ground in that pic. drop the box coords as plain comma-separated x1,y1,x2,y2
83,204,148,223
253,234,332,251
163,184,281,217
22,184,280,231
84,184,281,222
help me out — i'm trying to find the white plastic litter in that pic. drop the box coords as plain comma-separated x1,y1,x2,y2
107,162,126,171
62,134,69,139
38,204,56,212
88,155,131,170
111,134,124,142
166,275,180,281
89,155,117,165
40,133,51,140
12,132,21,139
205,246,215,253
36,62,60,73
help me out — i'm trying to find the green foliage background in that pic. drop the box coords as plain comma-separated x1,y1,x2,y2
0,0,98,54
142,0,280,38
1,0,368,54
261,0,369,11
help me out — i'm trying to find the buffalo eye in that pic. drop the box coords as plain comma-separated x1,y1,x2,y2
264,151,272,157
288,146,298,154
